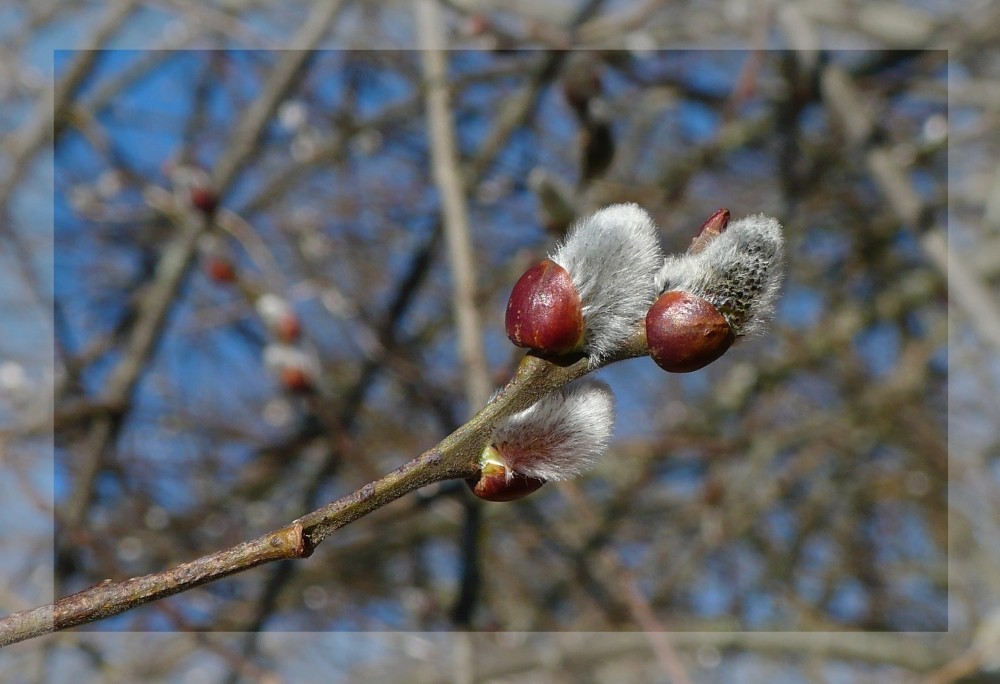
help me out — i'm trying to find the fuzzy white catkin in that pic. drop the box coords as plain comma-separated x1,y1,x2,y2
551,203,663,364
656,214,784,337
263,343,317,377
488,379,616,482
255,293,293,326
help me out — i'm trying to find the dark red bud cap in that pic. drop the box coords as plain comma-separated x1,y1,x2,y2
505,259,585,355
689,208,730,254
279,367,312,393
646,291,734,372
205,257,236,283
190,186,219,214
277,314,301,343
467,460,546,502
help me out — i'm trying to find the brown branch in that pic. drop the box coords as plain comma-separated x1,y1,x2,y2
0,0,138,213
1,337,650,648
818,63,1000,353
416,0,494,638
417,0,492,409
3,523,310,643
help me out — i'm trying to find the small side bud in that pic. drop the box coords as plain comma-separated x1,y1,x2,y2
468,379,616,502
646,291,735,373
198,234,236,283
205,257,236,283
689,208,730,254
467,447,546,502
189,185,219,214
505,259,585,355
263,344,318,393
256,293,301,343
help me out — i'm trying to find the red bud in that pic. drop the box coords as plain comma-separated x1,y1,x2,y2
505,259,585,355
277,313,301,343
646,291,734,372
689,208,730,254
205,257,236,283
465,14,489,36
279,366,312,393
467,460,546,502
190,186,219,214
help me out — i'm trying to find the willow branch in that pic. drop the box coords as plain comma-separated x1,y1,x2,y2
0,334,649,648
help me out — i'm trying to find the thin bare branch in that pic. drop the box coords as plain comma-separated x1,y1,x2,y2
1,340,648,647
417,0,492,409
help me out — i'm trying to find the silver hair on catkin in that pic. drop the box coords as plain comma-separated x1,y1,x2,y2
488,379,616,482
551,203,663,363
656,214,784,337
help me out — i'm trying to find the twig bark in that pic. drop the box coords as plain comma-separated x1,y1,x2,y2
2,337,649,648
417,0,492,409
0,0,138,213
416,0,492,654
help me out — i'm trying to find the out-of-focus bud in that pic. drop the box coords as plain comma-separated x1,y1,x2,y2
165,161,219,214
463,14,490,37
528,167,576,237
189,185,219,214
263,344,317,393
256,293,301,343
205,257,236,283
0,361,33,406
198,235,236,283
277,315,301,342
579,100,615,183
561,54,603,122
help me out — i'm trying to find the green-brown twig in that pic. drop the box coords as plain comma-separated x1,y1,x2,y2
0,332,648,648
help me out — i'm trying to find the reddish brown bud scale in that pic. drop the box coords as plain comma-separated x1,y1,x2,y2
689,207,730,254
277,314,301,343
505,259,585,355
205,257,236,283
465,14,489,36
190,186,219,214
702,477,726,507
279,367,312,393
467,460,546,502
646,291,734,372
